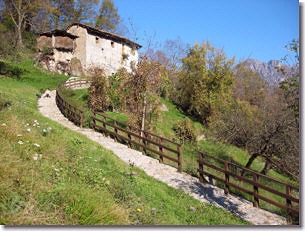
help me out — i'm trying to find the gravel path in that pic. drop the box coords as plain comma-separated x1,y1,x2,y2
38,90,288,225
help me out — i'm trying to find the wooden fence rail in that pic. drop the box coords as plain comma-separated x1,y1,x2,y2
64,78,91,89
92,111,182,172
198,151,299,218
55,81,86,127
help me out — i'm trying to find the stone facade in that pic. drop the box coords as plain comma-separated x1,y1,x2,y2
37,23,141,76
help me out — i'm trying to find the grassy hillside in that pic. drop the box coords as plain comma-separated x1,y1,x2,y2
0,57,248,225
62,80,298,217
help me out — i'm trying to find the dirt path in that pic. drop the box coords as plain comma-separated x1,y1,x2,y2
38,90,288,225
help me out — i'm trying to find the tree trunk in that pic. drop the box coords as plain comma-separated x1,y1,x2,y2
261,158,272,175
245,153,259,169
16,24,24,49
241,153,259,176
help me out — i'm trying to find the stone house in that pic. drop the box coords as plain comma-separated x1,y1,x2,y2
37,22,142,76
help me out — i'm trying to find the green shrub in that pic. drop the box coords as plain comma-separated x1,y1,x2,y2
0,61,25,79
173,117,198,144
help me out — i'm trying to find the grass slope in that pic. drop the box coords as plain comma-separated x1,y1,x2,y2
62,78,298,218
0,57,248,225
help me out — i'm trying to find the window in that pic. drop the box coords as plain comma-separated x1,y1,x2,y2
111,41,114,48
95,37,99,43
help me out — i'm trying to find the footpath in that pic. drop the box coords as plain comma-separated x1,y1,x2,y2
38,90,288,225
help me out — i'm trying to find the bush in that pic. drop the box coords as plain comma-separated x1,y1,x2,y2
0,61,25,79
88,70,111,112
173,118,198,144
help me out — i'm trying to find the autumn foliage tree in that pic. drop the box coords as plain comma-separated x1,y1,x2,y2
96,0,120,33
176,42,235,124
88,68,110,112
211,42,299,179
119,58,166,131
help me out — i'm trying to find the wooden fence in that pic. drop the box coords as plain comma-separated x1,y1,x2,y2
198,151,299,218
92,111,182,172
64,78,91,89
55,80,89,127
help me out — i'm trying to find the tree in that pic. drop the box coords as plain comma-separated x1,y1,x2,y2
212,91,299,178
164,37,188,71
2,0,43,49
48,0,75,29
72,0,98,26
177,42,235,124
95,0,120,32
233,63,267,106
279,39,299,131
120,59,164,132
88,68,110,112
211,46,299,179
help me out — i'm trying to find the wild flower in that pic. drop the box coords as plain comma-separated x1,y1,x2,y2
189,206,196,211
33,143,40,148
54,168,59,172
17,134,22,137
131,171,137,175
39,154,43,158
25,123,29,126
33,155,38,161
151,208,157,211
129,160,135,166
137,208,142,212
1,123,6,127
17,140,23,145
47,127,52,131
26,128,31,132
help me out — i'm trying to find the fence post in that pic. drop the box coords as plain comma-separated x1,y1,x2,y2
253,173,259,207
224,162,230,195
127,125,132,148
114,120,118,141
158,137,164,164
142,131,147,155
177,145,182,172
102,115,106,129
80,112,83,128
286,185,292,222
92,111,96,130
198,152,204,183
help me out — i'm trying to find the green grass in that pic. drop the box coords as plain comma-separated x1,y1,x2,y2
0,57,249,225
